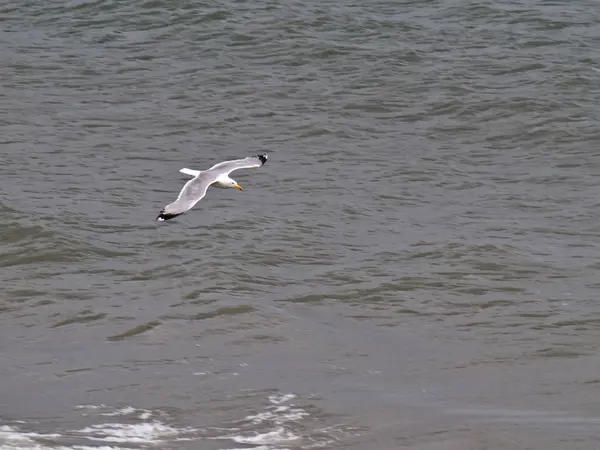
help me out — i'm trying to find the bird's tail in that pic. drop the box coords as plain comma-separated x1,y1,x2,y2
179,168,201,177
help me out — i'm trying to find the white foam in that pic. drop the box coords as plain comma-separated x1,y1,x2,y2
227,447,278,450
77,422,192,444
1,405,196,450
0,425,61,442
99,407,136,417
211,392,308,449
268,393,296,405
229,427,298,445
97,406,153,420
0,425,119,450
245,405,309,426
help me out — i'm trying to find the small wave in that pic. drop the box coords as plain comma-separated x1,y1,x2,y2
0,425,121,450
0,425,63,449
76,422,189,444
207,392,361,450
0,405,196,450
209,393,305,449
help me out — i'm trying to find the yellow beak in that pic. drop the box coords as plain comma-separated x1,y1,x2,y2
234,184,243,190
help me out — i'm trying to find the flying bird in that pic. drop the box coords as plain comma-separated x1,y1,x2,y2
156,153,268,221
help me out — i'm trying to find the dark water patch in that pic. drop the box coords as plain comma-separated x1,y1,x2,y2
187,305,257,321
51,312,107,328
107,320,161,341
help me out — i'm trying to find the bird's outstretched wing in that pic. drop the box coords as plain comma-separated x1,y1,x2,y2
207,154,267,175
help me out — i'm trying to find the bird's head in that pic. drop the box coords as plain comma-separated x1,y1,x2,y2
229,178,243,190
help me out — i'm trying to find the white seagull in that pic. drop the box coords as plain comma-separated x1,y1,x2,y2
156,153,268,221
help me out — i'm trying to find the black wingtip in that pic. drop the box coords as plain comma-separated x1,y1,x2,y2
156,211,183,221
257,153,267,165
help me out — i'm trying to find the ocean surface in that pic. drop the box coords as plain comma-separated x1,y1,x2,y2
2,0,600,448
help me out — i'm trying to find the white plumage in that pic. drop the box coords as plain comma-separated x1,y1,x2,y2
156,153,268,222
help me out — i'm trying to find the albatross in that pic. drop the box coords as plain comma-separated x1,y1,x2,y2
156,153,268,221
